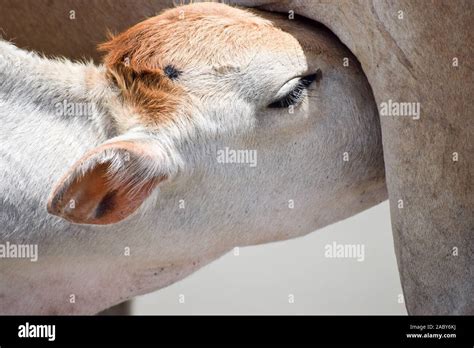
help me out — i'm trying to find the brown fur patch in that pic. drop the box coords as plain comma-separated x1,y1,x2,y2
104,62,181,126
98,3,296,125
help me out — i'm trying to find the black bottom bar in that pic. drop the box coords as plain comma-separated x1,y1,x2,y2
0,315,473,346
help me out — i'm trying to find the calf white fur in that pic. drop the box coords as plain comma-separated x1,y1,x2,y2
0,3,386,314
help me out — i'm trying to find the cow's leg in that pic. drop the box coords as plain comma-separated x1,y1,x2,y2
98,301,132,315
243,0,474,314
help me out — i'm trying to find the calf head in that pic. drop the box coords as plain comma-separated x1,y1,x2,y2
47,3,385,249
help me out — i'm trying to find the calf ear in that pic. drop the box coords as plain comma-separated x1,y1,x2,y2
47,140,167,225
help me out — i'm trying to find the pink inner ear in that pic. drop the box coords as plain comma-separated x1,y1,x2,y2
47,143,163,225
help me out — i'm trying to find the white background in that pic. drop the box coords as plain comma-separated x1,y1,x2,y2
133,201,407,314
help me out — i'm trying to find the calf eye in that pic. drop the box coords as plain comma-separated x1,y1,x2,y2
268,70,321,109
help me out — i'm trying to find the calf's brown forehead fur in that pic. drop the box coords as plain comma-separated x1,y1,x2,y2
100,3,290,70
98,3,298,125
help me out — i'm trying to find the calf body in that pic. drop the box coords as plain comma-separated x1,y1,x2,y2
0,4,386,314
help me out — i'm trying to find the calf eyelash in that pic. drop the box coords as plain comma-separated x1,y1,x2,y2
268,70,321,109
